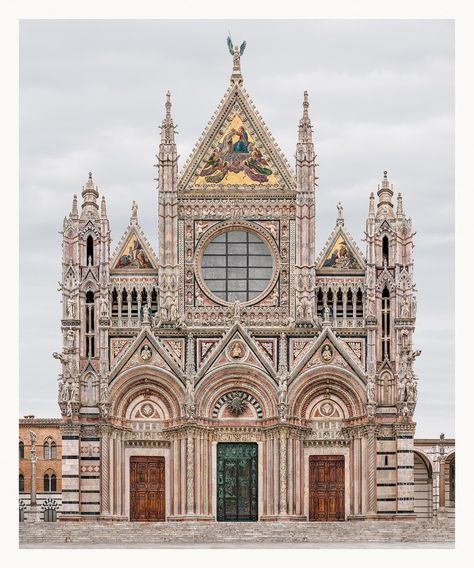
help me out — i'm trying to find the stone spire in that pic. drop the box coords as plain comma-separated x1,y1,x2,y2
396,192,405,219
81,172,99,217
368,191,375,219
71,194,78,219
100,195,107,219
298,91,313,143
160,91,176,145
376,171,395,219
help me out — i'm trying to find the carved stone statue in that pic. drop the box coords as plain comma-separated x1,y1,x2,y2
227,35,246,73
29,430,37,448
100,296,109,317
232,300,241,321
367,376,376,404
65,330,75,351
185,375,195,405
278,372,288,405
397,376,407,403
400,295,410,318
66,296,76,319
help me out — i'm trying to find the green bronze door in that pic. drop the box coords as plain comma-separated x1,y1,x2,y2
217,443,258,521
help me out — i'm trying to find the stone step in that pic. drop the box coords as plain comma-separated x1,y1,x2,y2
19,520,455,545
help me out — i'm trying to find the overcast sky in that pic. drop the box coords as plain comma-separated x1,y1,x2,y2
19,19,454,437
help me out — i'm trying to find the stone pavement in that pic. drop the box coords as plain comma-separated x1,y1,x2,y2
19,520,455,548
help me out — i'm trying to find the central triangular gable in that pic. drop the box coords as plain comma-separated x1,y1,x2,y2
178,84,296,192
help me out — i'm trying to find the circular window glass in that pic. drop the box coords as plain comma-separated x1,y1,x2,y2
201,230,273,303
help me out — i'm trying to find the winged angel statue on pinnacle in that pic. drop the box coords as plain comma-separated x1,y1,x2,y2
227,35,247,72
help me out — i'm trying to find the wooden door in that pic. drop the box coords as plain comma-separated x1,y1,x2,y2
217,443,258,521
130,456,165,521
309,455,345,521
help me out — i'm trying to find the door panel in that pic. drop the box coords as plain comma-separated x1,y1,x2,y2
130,456,165,522
309,455,345,521
217,443,258,521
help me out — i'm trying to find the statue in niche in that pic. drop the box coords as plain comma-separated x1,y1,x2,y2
232,300,241,321
366,376,376,404
66,295,76,319
100,296,109,317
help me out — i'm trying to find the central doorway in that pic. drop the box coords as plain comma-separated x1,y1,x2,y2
217,443,258,521
130,456,165,521
309,455,345,521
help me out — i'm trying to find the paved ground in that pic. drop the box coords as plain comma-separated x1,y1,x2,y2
20,542,454,549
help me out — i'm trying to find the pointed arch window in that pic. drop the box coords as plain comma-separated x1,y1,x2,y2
346,289,354,318
50,441,57,460
44,441,50,460
382,236,389,265
19,441,24,459
151,288,158,315
19,474,25,492
316,288,324,317
131,288,138,318
85,290,95,358
121,289,128,318
111,288,118,318
43,474,50,492
356,289,364,318
86,235,94,265
336,289,344,318
381,286,391,360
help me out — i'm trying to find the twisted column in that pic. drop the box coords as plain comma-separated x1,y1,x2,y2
186,436,194,515
367,427,377,514
279,432,287,515
100,428,110,515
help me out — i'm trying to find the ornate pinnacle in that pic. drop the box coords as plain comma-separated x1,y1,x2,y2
71,194,78,218
81,171,98,212
397,192,405,218
298,91,313,143
100,195,107,218
377,169,394,212
160,91,176,144
368,192,375,216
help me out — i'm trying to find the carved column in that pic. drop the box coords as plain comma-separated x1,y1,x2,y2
279,431,287,515
366,426,377,515
100,427,111,515
186,435,194,515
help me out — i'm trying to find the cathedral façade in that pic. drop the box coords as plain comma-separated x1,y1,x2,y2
53,41,436,523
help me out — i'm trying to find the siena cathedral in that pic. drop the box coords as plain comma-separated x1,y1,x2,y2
50,42,454,524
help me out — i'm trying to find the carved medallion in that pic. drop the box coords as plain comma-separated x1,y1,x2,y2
320,402,335,417
228,339,247,360
140,402,154,417
321,345,333,363
140,345,152,361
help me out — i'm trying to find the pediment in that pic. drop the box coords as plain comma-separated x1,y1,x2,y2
110,222,158,273
289,327,366,384
316,225,366,273
195,322,276,383
178,83,296,192
109,329,182,383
